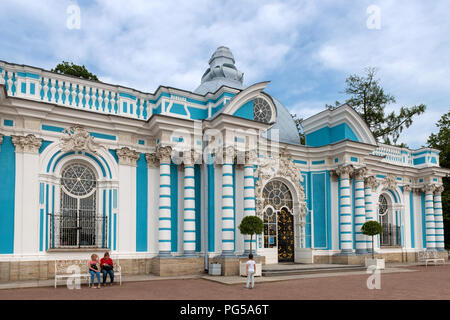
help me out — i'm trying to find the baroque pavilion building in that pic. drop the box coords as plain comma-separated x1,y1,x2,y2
0,46,447,280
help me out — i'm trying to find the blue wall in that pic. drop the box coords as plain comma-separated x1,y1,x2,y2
0,136,15,254
136,154,148,252
301,172,312,248
305,122,359,147
311,171,332,249
233,100,254,120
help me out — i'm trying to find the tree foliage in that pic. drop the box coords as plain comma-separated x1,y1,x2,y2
51,61,99,81
361,220,382,259
291,113,305,144
326,67,426,145
361,220,382,236
238,216,264,254
427,110,450,249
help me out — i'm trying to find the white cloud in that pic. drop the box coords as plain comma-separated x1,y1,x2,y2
0,0,448,148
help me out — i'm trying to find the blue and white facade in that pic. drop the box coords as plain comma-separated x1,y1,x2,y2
0,46,448,277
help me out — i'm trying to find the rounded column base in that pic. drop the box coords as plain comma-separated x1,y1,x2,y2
340,249,355,255
158,251,172,258
220,250,236,258
183,250,197,257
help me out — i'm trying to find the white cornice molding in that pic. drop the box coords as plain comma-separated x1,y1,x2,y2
219,81,271,117
302,104,377,146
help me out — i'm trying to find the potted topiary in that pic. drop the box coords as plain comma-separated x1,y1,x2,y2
238,215,264,255
238,216,264,276
361,220,384,269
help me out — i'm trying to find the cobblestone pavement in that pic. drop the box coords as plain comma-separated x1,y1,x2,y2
0,265,449,300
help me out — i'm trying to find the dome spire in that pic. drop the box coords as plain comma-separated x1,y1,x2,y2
195,46,244,95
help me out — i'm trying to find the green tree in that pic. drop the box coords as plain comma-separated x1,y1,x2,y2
427,110,450,249
361,220,383,259
291,113,305,145
326,67,426,145
51,61,99,81
238,216,264,255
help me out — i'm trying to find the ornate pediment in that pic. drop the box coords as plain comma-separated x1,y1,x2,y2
382,174,397,190
60,125,101,154
254,148,306,218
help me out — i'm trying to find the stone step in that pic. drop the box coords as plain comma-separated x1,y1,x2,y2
262,265,366,277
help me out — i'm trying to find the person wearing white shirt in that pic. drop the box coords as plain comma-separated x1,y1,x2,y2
245,253,256,289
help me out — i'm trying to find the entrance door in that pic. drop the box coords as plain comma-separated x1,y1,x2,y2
277,208,294,262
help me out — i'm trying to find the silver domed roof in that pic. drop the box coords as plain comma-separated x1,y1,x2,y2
195,46,244,95
263,97,301,145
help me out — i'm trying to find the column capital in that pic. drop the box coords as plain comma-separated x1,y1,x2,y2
146,152,159,168
335,165,354,178
12,134,42,154
245,150,258,165
183,150,201,166
156,145,172,164
223,145,236,164
353,167,368,180
435,185,444,195
364,175,378,191
403,184,412,193
422,184,436,194
116,147,140,166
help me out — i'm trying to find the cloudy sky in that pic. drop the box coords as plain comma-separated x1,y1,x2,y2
1,0,448,148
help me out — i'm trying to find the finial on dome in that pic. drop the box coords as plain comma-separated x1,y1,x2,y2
194,46,244,95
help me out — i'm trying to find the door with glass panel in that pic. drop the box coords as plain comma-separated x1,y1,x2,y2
58,163,98,248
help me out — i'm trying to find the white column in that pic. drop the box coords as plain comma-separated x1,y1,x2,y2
146,153,159,254
354,168,367,254
364,176,378,253
434,185,445,252
243,150,257,255
221,146,236,256
116,147,140,254
336,165,354,254
183,151,196,256
12,135,42,255
402,185,413,249
423,184,436,250
156,146,173,256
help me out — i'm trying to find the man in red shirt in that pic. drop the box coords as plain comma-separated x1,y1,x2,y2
100,252,114,286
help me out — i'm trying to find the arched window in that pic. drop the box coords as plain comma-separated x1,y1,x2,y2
253,97,273,123
378,193,400,247
378,194,388,216
262,180,293,252
56,162,101,248
262,180,293,211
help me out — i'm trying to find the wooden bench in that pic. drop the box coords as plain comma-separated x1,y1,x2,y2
54,258,122,288
418,251,445,267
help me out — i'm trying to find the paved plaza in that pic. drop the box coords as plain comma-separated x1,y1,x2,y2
0,264,449,300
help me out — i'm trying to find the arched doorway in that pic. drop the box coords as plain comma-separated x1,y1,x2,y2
262,180,294,262
378,193,401,247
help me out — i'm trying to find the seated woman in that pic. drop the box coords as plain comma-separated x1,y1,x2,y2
89,254,101,289
100,252,114,286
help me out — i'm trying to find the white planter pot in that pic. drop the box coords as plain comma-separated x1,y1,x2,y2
208,263,221,276
239,262,262,277
365,258,385,270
